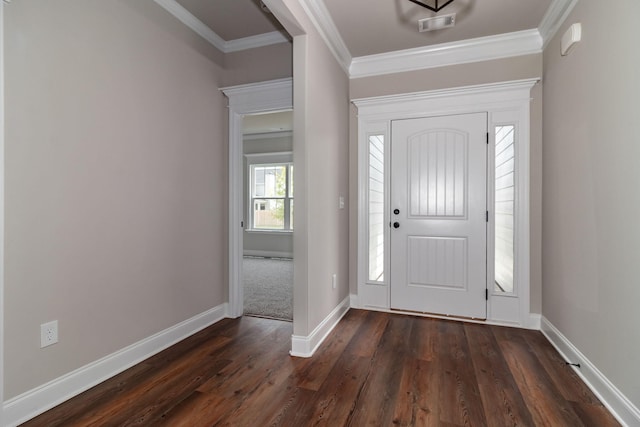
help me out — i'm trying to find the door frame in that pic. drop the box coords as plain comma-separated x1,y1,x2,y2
0,3,5,424
220,78,293,318
353,78,539,328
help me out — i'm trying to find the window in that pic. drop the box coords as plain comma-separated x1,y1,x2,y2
250,163,293,231
368,134,385,282
494,125,515,293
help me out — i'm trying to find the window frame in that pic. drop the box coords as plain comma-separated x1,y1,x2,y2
245,152,293,232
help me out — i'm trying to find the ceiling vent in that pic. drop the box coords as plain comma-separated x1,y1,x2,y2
419,13,456,32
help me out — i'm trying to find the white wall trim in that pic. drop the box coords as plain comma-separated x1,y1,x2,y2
220,78,293,319
541,317,640,427
0,3,6,425
225,31,290,52
153,0,226,50
153,0,289,53
349,293,360,309
528,313,542,330
538,0,580,48
298,0,351,74
244,130,293,141
243,250,293,259
290,296,350,357
352,78,540,109
349,29,542,79
3,304,229,427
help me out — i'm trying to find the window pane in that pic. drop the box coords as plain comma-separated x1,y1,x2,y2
368,135,385,282
289,165,294,198
254,167,265,197
260,166,286,197
289,199,294,229
494,125,515,293
253,199,285,230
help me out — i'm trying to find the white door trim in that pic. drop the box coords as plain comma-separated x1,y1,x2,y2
1,3,6,423
353,78,539,328
220,78,293,318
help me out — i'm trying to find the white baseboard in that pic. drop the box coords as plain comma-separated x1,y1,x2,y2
290,296,350,357
349,293,359,309
243,250,293,259
3,303,229,427
541,317,640,427
528,313,542,330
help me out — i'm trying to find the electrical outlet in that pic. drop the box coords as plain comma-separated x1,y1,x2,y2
40,320,58,348
332,273,337,289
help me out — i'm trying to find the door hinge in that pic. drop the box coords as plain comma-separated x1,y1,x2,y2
486,132,489,144
486,289,489,300
241,221,244,228
486,211,489,222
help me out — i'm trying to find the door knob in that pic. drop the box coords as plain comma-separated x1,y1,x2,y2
393,209,400,215
393,222,400,228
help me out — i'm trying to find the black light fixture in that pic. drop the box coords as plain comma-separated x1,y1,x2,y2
407,0,454,13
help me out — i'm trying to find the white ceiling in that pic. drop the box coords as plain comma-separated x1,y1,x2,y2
161,0,553,56
323,0,552,57
175,0,285,40
156,0,567,75
243,111,293,134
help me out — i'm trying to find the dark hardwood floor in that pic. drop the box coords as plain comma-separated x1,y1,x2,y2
22,310,620,426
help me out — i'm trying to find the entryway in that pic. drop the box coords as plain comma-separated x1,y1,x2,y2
390,113,488,319
354,80,537,328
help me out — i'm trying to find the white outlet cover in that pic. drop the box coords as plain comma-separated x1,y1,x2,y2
41,320,59,348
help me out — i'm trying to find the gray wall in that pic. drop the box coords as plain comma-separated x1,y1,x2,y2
243,134,294,257
3,0,292,400
348,54,544,315
542,0,640,407
268,0,351,337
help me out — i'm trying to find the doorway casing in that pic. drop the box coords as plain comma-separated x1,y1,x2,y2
353,78,539,328
220,78,293,318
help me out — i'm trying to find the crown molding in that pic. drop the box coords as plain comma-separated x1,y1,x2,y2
153,0,226,50
298,0,352,74
350,29,542,79
538,0,580,48
225,31,290,53
153,0,289,53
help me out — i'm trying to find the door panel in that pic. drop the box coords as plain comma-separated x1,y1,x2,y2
391,113,487,319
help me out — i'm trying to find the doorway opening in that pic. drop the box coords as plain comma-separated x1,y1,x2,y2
221,77,293,320
242,111,294,321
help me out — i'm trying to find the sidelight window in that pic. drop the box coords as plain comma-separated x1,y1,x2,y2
494,125,515,293
368,134,385,282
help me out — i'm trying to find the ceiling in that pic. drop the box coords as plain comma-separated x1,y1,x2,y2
243,111,293,135
162,0,553,58
323,0,552,57
175,0,285,40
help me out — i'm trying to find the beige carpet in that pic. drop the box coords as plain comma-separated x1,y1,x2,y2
243,257,293,321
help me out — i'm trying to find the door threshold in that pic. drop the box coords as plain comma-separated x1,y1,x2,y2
389,307,486,322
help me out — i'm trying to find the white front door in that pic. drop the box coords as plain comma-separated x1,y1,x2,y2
390,113,487,319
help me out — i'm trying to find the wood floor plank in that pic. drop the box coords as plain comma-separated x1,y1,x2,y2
22,311,621,427
391,357,439,426
525,329,604,406
347,314,413,426
493,326,588,426
464,323,535,426
295,309,367,391
437,320,488,426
